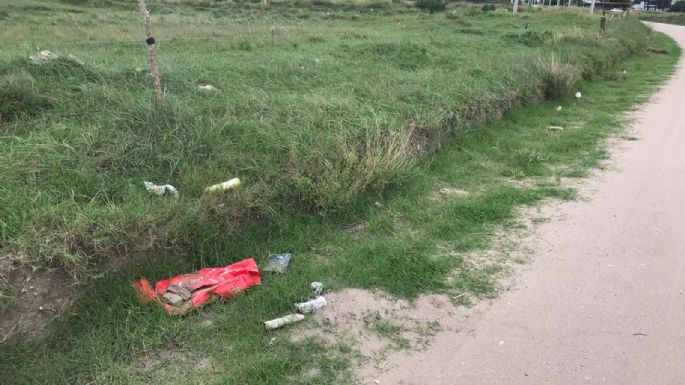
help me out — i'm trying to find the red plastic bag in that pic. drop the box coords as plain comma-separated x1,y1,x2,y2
134,258,261,315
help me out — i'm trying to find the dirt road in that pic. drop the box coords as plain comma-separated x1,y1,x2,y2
371,22,685,385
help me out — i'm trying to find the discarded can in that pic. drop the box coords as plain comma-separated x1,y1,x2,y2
144,181,179,199
264,314,305,330
205,178,241,193
262,253,292,273
295,296,326,314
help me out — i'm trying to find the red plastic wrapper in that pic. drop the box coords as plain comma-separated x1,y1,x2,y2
134,258,261,315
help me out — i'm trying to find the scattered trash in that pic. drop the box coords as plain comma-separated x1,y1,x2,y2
555,106,562,112
295,296,327,314
575,91,582,100
548,126,564,132
144,181,179,199
269,337,276,345
622,70,627,74
294,281,326,314
134,258,261,315
197,83,218,92
29,50,57,64
264,313,305,330
262,253,292,273
205,178,241,193
310,281,323,298
374,201,384,208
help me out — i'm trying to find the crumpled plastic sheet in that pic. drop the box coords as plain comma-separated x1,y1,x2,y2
134,258,261,315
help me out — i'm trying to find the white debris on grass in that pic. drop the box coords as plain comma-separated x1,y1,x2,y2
144,181,179,199
197,83,218,91
29,50,58,64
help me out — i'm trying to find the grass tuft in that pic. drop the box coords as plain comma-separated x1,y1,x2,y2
535,54,582,100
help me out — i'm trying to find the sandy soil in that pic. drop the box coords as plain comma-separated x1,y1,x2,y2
350,22,685,385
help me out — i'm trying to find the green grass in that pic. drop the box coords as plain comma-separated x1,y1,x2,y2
0,0,681,384
639,11,685,26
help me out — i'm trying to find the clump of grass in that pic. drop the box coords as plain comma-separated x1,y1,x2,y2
535,54,581,100
291,123,427,211
550,26,602,46
0,72,51,122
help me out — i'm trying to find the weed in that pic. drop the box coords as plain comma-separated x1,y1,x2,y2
291,124,424,211
535,54,582,99
0,72,51,122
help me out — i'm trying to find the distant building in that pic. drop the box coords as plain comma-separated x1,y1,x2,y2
581,0,633,10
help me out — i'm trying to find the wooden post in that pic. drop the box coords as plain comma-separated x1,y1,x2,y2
513,0,520,14
600,15,606,34
137,0,164,106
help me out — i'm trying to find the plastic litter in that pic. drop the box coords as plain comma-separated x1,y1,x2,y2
264,314,305,330
295,296,326,314
197,83,218,91
205,178,241,193
134,258,261,315
555,105,562,112
144,181,179,199
294,281,326,314
262,253,292,273
310,281,323,298
548,126,564,132
575,91,582,100
29,50,58,64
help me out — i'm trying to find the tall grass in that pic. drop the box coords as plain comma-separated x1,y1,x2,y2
0,2,652,277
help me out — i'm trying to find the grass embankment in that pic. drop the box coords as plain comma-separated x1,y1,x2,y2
0,0,680,383
639,12,685,26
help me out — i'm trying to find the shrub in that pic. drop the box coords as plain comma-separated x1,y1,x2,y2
481,4,496,11
416,0,447,13
672,1,685,12
290,123,428,211
535,55,581,99
0,72,51,122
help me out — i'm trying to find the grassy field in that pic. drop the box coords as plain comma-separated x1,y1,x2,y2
0,0,680,384
639,11,685,26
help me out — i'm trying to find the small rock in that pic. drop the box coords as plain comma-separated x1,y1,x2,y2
575,91,582,100
555,106,562,112
374,380,380,384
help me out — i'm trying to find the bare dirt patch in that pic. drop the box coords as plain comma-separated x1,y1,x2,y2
0,253,74,341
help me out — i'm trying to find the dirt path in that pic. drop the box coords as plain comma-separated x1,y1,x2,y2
366,22,685,385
